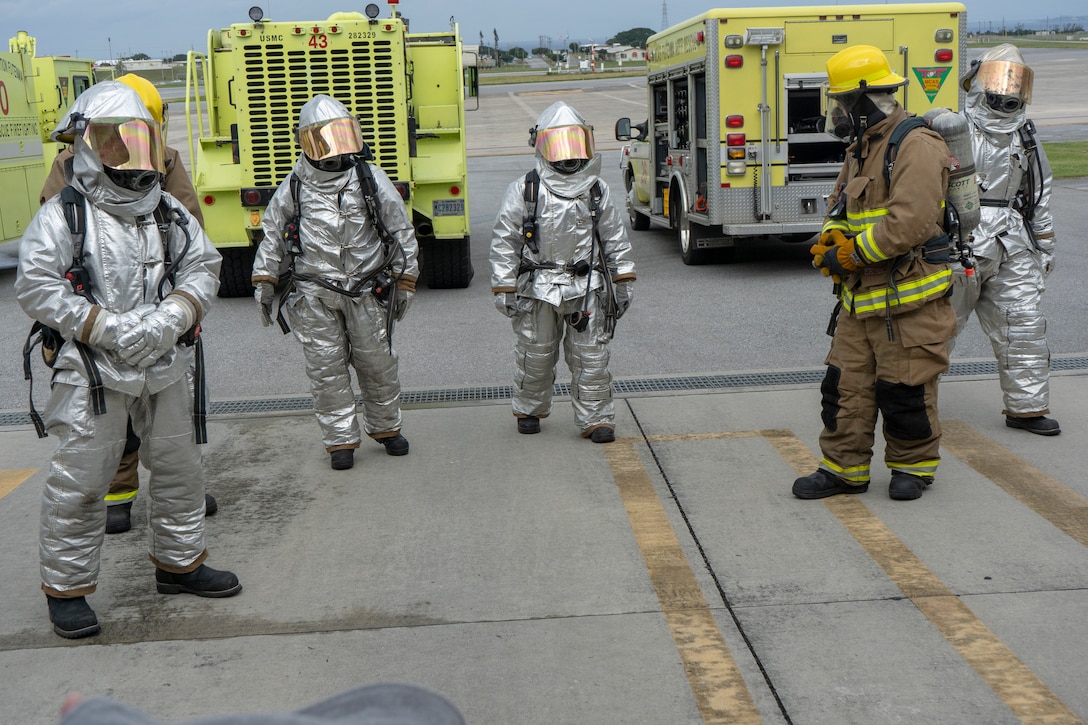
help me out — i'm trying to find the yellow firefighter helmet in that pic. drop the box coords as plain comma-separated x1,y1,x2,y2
825,45,906,96
117,73,164,125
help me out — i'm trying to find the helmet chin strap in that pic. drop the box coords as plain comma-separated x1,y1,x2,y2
850,93,889,162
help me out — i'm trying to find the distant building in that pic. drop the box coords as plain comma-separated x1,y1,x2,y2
578,43,647,62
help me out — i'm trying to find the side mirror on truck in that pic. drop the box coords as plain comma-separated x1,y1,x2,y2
615,118,648,142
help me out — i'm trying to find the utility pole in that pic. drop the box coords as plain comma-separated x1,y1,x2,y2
661,0,669,30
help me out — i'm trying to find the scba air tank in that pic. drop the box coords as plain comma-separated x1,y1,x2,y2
923,107,981,240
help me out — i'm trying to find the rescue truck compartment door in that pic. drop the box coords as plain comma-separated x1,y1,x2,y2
784,74,845,180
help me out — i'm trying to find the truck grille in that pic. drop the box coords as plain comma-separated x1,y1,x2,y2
240,39,405,186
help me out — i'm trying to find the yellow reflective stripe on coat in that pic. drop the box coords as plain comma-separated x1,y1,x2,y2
822,219,849,234
855,229,888,262
841,268,953,316
841,202,946,264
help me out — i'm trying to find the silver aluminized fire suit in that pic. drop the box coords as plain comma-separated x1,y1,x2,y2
16,82,221,597
252,97,419,453
490,103,635,436
952,45,1056,421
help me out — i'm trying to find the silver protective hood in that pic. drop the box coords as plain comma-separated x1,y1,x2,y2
298,93,354,129
532,101,601,198
964,44,1030,135
52,80,162,216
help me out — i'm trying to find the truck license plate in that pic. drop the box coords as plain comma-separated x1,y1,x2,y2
432,199,464,217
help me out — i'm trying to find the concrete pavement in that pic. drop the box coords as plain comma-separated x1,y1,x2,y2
2,362,1087,724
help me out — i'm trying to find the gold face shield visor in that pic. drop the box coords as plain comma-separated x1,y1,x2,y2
534,125,594,163
83,117,165,173
297,117,365,161
974,60,1033,109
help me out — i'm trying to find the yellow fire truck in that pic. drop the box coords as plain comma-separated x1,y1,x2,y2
186,1,478,296
0,32,94,258
615,3,967,264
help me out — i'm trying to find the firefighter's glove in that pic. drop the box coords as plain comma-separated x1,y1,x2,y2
116,296,197,369
495,292,518,318
613,280,633,319
809,232,838,269
255,282,275,327
812,231,862,281
393,289,413,322
87,304,156,351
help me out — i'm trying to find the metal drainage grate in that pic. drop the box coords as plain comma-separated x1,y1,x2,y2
2,357,1086,427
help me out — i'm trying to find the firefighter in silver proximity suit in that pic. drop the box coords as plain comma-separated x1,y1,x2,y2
953,44,1059,436
252,94,419,471
16,81,241,640
490,101,636,442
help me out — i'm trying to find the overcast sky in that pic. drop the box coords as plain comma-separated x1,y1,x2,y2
5,0,1086,59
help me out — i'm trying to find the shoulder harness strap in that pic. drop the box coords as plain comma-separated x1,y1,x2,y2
522,169,540,254
883,116,929,188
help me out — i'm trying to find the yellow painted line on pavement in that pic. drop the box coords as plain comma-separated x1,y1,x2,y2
0,469,38,500
761,428,1084,725
604,439,763,724
941,420,1088,547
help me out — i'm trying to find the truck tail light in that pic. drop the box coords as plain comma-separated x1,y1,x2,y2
393,182,410,200
726,133,746,167
726,115,743,128
934,48,954,62
240,188,276,206
725,54,743,69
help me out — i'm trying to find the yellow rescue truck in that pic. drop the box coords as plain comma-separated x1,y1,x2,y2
615,3,966,264
0,31,94,259
186,1,478,296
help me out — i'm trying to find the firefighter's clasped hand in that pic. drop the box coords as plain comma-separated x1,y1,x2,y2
811,229,862,282
115,296,197,369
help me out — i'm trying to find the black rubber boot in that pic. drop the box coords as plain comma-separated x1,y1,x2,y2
517,416,541,434
1006,415,1061,436
46,595,100,639
589,426,615,444
205,493,218,517
792,469,868,499
380,434,410,456
156,564,242,598
105,502,133,535
888,471,930,501
330,449,355,470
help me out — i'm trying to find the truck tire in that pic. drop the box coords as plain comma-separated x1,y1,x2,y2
672,192,712,266
421,237,474,289
218,247,256,298
625,169,651,231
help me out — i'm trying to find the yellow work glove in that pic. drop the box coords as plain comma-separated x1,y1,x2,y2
811,229,862,282
809,237,835,269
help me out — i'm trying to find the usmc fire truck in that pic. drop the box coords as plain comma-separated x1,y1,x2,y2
186,1,477,296
0,32,94,261
615,3,967,264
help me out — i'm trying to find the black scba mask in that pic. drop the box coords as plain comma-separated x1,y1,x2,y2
985,92,1024,115
106,167,161,192
825,92,888,142
550,158,587,175
307,153,355,173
